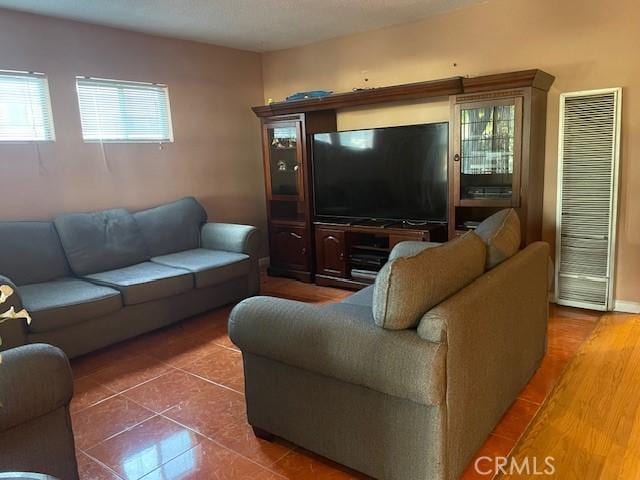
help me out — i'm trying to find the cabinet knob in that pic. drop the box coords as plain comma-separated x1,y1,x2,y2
454,154,460,162
339,252,345,261
301,247,307,255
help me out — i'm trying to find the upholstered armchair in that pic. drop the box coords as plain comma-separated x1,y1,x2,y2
0,344,79,480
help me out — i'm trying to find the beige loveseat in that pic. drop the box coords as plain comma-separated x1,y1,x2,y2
230,209,549,480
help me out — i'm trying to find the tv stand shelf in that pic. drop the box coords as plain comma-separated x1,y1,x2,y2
314,221,447,290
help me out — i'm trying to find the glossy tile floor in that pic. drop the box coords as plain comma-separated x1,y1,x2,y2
70,273,600,480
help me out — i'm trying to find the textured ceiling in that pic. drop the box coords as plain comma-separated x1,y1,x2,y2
0,0,486,52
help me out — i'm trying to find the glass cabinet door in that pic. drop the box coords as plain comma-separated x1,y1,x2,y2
454,98,522,206
264,121,304,201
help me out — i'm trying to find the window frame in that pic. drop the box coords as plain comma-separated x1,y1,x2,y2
0,69,56,143
75,76,174,144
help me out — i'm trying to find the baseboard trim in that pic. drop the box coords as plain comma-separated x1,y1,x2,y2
550,294,639,314
259,257,270,268
613,300,640,314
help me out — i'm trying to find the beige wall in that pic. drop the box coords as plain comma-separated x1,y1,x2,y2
0,9,268,255
262,0,640,303
1,2,638,302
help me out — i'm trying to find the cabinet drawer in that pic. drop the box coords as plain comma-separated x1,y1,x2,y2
269,225,310,271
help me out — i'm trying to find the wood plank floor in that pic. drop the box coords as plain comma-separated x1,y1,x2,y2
69,272,601,479
499,313,640,480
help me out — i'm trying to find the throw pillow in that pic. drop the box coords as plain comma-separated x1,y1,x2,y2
372,232,486,330
474,209,521,269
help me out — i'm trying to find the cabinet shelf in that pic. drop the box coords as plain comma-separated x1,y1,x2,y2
351,244,390,253
270,218,307,227
315,223,446,290
270,195,302,202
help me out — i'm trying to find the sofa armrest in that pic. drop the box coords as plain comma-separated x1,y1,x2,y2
421,242,549,478
201,223,260,295
229,296,446,405
0,344,73,432
0,275,27,351
201,222,259,255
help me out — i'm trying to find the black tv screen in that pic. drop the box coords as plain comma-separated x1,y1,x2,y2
312,123,448,222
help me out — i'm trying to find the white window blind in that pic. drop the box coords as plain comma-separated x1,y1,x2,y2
0,70,55,142
76,77,173,142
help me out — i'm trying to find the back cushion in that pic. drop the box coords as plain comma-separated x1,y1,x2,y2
389,241,440,261
133,197,207,257
474,209,521,269
0,222,69,285
54,209,149,276
372,232,486,330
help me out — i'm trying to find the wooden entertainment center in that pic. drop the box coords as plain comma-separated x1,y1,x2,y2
253,69,554,288
313,221,448,289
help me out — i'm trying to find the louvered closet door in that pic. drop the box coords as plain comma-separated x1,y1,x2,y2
556,89,621,310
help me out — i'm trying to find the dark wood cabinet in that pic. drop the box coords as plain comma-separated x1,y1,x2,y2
253,70,554,286
448,73,553,245
315,228,347,277
269,224,309,273
260,112,337,282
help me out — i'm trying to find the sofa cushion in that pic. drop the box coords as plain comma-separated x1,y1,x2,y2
474,209,521,269
84,262,193,305
0,222,70,286
54,209,149,276
372,232,486,330
133,197,207,257
150,248,250,289
20,278,122,333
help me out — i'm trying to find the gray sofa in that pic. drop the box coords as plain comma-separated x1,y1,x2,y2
0,344,79,479
0,197,259,358
230,209,549,480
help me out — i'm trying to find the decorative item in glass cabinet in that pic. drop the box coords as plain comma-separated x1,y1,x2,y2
272,127,297,149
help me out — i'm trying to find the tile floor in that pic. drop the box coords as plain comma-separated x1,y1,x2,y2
70,274,599,480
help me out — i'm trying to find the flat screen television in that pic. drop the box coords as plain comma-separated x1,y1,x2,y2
312,123,448,223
